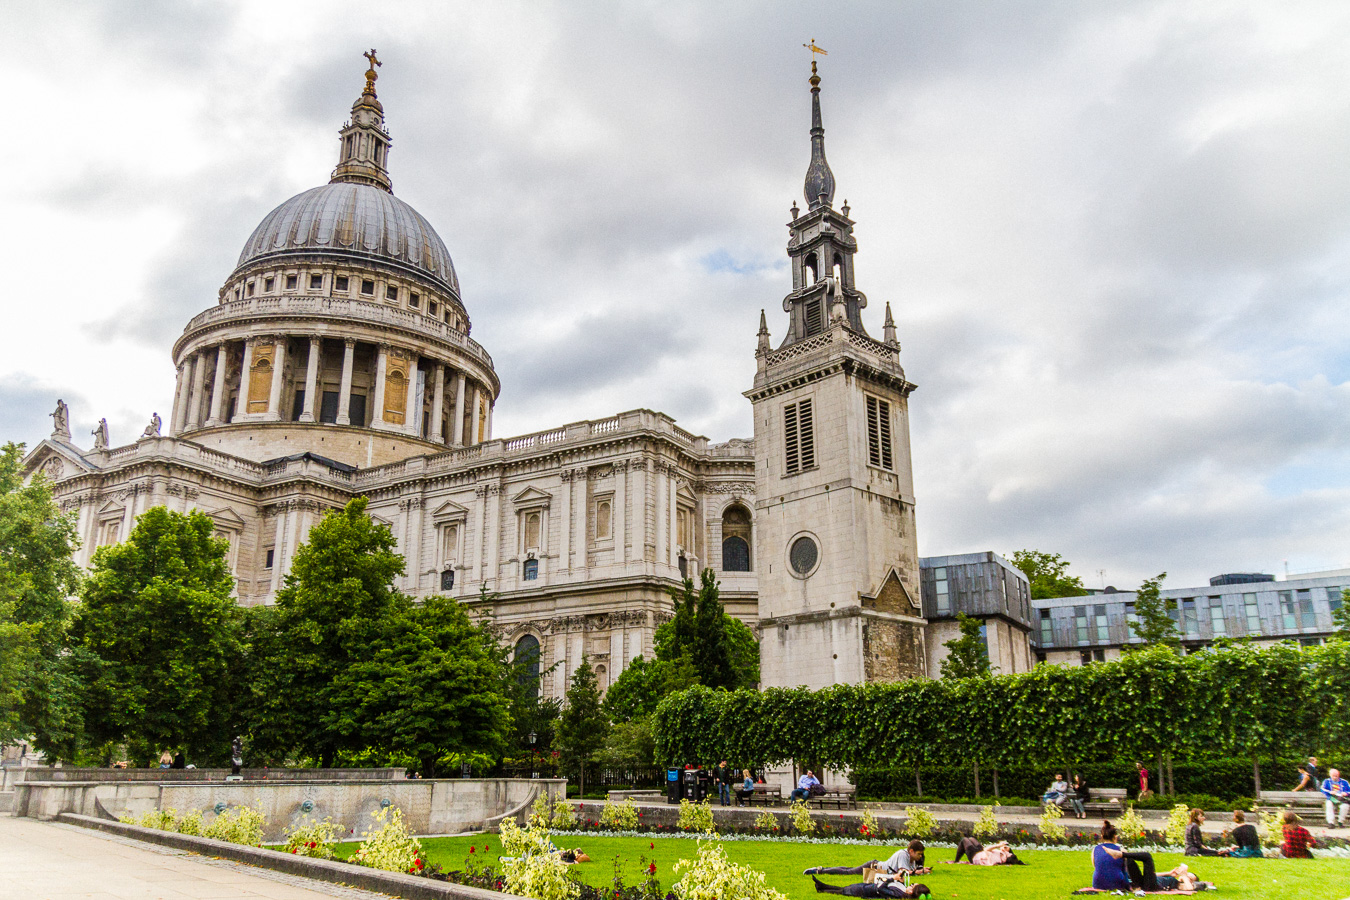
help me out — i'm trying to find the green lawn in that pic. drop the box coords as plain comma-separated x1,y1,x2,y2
343,834,1350,900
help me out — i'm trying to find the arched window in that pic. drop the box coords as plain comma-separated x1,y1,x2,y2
523,511,541,550
805,252,818,284
440,569,455,591
515,635,540,696
722,536,750,572
595,499,612,540
523,558,539,581
594,664,608,692
721,504,752,572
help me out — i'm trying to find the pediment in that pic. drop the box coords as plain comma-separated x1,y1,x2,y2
204,507,246,530
866,568,919,615
676,481,698,503
431,499,469,522
21,440,96,484
98,499,126,519
512,485,553,508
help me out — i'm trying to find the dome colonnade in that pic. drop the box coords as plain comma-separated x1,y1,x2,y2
165,50,499,467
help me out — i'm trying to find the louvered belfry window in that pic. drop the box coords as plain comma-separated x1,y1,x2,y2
866,394,894,470
783,398,816,474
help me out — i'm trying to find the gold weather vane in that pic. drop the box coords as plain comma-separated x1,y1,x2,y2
803,39,828,56
362,48,382,96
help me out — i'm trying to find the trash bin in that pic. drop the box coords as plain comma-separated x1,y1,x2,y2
667,768,681,804
682,768,700,801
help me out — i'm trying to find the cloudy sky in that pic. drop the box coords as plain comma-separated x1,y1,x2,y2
4,0,1350,589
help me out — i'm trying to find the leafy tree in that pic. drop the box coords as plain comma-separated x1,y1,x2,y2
556,656,608,797
655,568,758,690
593,715,657,771
1333,588,1350,638
1130,573,1179,650
0,442,82,753
248,497,405,766
73,506,242,760
328,595,513,776
939,613,991,679
603,655,668,723
1010,550,1089,600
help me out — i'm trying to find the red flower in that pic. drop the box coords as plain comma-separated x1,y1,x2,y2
648,863,657,875
650,842,655,849
470,846,476,853
291,848,298,854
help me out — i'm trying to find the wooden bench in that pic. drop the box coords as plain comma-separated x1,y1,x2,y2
808,786,858,810
1045,787,1127,815
748,783,783,806
1258,790,1326,810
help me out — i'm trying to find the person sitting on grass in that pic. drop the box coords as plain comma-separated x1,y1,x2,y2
811,876,931,898
1280,810,1317,858
1093,820,1164,892
1227,809,1262,858
804,841,929,876
946,837,1024,866
1185,808,1230,856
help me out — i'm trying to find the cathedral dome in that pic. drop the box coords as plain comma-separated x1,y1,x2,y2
235,182,459,295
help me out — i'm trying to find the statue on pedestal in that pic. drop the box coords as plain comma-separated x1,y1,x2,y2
141,412,162,438
50,399,70,440
91,418,109,451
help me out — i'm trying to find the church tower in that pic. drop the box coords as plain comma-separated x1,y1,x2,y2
748,60,927,689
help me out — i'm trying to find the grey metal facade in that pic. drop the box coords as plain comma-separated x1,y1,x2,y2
919,551,1034,629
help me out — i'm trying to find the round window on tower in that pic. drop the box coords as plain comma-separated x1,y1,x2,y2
788,534,820,578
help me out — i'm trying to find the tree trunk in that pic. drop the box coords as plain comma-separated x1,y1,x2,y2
974,760,981,798
1156,752,1164,796
915,769,922,796
992,768,1000,799
579,765,585,801
1252,755,1262,795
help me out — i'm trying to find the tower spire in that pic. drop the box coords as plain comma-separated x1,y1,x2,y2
331,49,394,192
883,301,898,347
803,57,836,210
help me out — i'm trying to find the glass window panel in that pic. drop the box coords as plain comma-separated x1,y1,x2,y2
1279,591,1297,630
1243,593,1260,634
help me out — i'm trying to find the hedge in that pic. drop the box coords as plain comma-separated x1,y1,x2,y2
654,641,1350,787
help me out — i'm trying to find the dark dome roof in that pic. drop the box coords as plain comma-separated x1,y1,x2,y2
235,182,458,294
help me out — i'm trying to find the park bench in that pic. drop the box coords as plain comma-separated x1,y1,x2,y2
749,783,783,806
1044,787,1127,815
1258,790,1326,811
808,786,858,810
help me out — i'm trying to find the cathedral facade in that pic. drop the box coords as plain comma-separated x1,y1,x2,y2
24,57,1024,697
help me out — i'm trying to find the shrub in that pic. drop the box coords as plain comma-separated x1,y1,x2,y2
283,816,344,859
530,794,553,829
672,838,789,900
498,817,579,900
351,806,423,874
678,799,716,834
203,803,266,846
901,806,937,839
753,810,780,833
551,800,579,830
1163,803,1190,847
600,798,640,830
1116,804,1147,845
175,810,204,836
972,805,999,839
788,801,814,836
859,806,882,839
1258,809,1283,848
1039,802,1066,842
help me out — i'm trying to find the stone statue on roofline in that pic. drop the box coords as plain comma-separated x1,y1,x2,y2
141,412,162,438
50,399,70,440
92,418,109,450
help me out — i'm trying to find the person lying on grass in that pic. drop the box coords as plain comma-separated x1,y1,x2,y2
811,875,931,898
945,837,1025,865
803,840,930,876
500,847,591,864
1093,820,1166,892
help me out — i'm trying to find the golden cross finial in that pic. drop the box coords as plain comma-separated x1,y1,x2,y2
803,39,828,57
362,48,382,96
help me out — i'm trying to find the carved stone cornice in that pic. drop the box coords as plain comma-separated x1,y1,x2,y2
705,482,756,494
398,496,425,511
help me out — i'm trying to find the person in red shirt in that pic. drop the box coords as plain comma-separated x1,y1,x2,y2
1135,761,1150,796
1280,810,1317,859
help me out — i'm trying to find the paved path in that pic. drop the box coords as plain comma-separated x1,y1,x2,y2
0,817,387,900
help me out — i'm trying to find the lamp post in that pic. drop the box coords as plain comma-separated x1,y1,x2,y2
529,732,538,779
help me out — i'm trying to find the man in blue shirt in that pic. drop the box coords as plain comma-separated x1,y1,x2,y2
792,770,821,802
1321,768,1350,827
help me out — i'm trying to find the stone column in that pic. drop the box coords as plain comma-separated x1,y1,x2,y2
572,468,588,573
371,345,389,429
552,633,568,701
186,351,208,429
405,498,424,591
452,371,466,446
266,338,288,421
469,383,481,444
470,485,487,584
630,458,647,563
404,354,420,436
283,502,302,573
668,466,679,567
336,339,356,425
269,506,289,595
610,630,625,678
655,462,667,568
614,461,628,566
429,363,446,443
558,470,573,571
484,400,493,442
298,336,320,422
170,363,189,435
205,343,229,427
485,485,501,586
236,338,255,422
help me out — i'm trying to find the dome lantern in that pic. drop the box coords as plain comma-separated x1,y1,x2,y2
331,49,393,192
